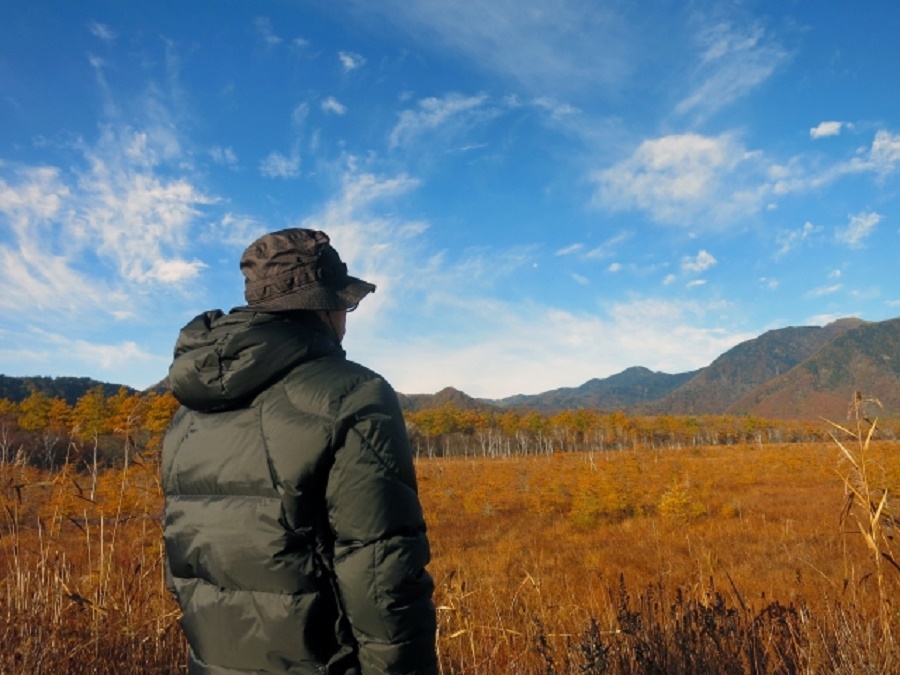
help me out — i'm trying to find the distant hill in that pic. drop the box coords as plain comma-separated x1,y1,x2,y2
727,317,900,420
0,375,136,406
636,318,866,416
398,386,497,413
493,366,699,413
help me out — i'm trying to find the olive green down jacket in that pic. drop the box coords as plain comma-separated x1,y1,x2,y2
163,310,437,674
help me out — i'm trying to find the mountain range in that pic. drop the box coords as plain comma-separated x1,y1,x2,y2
3,316,899,420
401,316,900,420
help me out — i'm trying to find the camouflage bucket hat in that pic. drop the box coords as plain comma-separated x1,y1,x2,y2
238,228,376,312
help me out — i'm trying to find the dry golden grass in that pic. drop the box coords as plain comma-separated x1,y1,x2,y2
2,437,898,673
419,440,900,673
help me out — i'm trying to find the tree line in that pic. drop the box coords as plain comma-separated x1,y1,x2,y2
0,386,179,471
2,387,897,470
404,404,900,458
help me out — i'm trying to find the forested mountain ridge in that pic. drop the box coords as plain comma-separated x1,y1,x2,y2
398,386,494,413
726,316,900,419
634,318,866,416
492,366,700,413
0,375,135,406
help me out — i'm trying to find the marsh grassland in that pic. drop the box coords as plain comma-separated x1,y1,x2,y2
2,418,898,673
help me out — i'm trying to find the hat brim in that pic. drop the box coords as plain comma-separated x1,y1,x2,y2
237,276,376,312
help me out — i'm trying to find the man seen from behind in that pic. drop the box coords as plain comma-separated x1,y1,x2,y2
162,228,438,674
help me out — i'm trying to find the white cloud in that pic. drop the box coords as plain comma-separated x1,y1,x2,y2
389,92,491,149
322,96,347,115
146,258,207,283
260,151,300,178
836,211,880,247
592,133,763,227
867,130,900,174
764,129,900,196
607,262,622,273
78,129,215,284
682,249,716,273
830,130,900,177
686,279,707,288
338,51,366,71
810,121,844,139
0,123,214,320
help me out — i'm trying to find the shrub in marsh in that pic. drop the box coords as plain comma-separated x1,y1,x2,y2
658,482,703,522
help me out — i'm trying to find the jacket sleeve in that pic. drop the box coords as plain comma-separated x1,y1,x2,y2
326,377,438,675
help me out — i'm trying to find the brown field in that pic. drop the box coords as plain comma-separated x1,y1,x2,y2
2,435,899,673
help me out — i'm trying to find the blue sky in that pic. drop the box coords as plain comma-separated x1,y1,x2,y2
1,0,898,399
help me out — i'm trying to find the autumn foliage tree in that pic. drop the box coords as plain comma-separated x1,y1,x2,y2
0,386,180,471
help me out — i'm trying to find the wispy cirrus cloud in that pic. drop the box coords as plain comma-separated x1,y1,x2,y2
555,243,584,256
805,284,842,298
322,96,347,115
87,21,116,42
209,146,239,168
775,221,821,257
554,233,630,260
343,0,633,95
585,232,631,260
389,92,493,150
254,17,283,46
675,18,790,121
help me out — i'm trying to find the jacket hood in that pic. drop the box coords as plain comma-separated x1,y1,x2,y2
168,309,344,412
